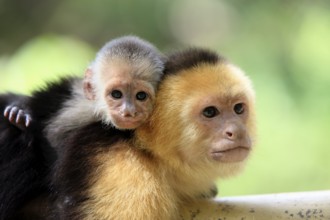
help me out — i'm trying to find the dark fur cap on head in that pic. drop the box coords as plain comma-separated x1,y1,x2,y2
164,48,226,75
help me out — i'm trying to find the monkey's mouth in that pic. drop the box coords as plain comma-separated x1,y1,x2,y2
112,117,145,130
210,146,250,163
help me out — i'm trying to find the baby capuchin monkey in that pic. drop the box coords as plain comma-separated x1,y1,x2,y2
53,48,256,219
5,35,164,135
0,36,164,219
83,36,164,129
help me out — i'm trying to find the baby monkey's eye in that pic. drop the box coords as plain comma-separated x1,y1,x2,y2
202,106,219,118
111,90,123,99
234,103,244,114
136,91,148,101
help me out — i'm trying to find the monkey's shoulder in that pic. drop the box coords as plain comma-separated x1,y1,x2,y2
58,121,134,161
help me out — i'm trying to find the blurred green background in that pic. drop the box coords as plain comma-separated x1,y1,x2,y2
0,0,329,196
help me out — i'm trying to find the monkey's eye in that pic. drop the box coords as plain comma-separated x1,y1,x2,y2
202,106,219,118
111,90,123,99
136,91,148,101
234,103,244,114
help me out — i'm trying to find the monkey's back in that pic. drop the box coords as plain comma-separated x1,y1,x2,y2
53,121,178,220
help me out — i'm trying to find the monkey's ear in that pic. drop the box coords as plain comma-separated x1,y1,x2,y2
83,68,96,100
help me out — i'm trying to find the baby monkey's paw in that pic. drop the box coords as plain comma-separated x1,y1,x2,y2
3,105,32,130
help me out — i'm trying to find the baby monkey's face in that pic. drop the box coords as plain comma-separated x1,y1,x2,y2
104,78,155,130
101,63,155,130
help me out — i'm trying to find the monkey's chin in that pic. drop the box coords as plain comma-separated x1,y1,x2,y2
112,119,144,130
210,146,250,163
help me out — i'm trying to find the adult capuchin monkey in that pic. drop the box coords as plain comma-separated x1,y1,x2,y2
49,48,256,220
0,35,164,220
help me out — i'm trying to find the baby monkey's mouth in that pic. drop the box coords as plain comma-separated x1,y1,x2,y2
112,116,145,130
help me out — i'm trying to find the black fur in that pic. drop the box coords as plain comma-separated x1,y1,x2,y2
0,77,79,220
28,77,77,165
30,77,75,124
164,48,224,75
0,93,44,220
0,93,30,165
52,122,133,219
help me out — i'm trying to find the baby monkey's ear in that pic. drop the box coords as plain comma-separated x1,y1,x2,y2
83,68,96,100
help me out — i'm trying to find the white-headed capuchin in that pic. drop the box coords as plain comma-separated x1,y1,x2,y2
0,36,164,219
52,48,256,220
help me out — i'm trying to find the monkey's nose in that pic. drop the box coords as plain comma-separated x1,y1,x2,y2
122,110,137,117
223,124,242,140
226,131,233,138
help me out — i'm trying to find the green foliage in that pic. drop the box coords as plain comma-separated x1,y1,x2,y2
0,35,94,94
0,0,329,196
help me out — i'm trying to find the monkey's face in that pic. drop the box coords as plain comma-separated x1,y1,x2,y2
143,62,256,173
103,79,155,129
191,95,252,163
98,63,155,130
181,64,255,165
